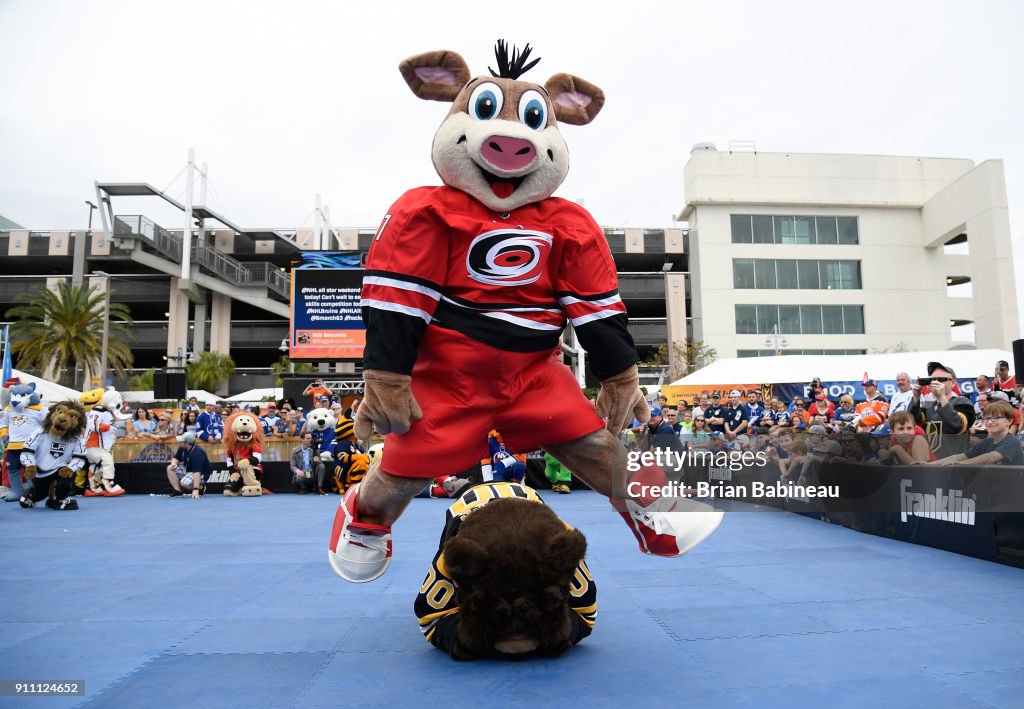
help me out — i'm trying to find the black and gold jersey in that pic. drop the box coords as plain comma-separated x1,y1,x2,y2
414,481,597,655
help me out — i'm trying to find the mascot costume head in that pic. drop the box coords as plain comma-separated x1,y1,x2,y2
400,40,604,213
222,411,265,496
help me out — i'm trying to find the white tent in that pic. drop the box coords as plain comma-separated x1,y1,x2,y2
670,349,1014,386
119,389,220,404
8,369,80,403
225,387,283,405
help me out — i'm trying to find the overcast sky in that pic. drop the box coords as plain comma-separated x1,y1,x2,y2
1,0,1021,332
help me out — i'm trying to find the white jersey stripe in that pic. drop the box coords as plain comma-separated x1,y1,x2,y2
558,294,622,307
363,276,442,301
569,309,623,327
481,311,563,331
440,296,562,314
360,298,433,324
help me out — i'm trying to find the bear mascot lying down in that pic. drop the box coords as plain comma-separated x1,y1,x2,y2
415,481,595,660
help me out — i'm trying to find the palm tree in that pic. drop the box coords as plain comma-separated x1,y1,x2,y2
6,280,134,388
125,368,156,391
187,350,236,392
270,355,315,386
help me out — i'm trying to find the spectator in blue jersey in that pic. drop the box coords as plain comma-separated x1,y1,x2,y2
744,390,765,423
196,401,223,442
723,390,750,439
704,393,728,435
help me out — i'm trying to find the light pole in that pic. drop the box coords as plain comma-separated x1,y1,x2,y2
764,324,788,357
94,270,111,386
279,339,294,373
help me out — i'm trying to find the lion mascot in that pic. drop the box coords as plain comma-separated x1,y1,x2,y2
19,400,88,511
78,387,128,496
328,41,722,584
1,380,47,502
223,411,264,496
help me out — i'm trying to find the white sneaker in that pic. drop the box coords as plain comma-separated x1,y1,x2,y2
327,484,393,583
613,496,723,556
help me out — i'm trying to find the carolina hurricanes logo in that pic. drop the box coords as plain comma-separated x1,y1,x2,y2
466,229,552,286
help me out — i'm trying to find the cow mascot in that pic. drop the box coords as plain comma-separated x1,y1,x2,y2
79,387,128,496
328,41,722,584
19,400,88,511
222,411,264,496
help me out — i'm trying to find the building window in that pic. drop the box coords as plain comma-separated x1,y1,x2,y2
730,214,859,244
731,215,752,243
732,259,861,289
734,305,865,335
733,259,755,288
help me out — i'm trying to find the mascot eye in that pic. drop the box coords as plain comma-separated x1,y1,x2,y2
517,90,547,130
469,82,504,121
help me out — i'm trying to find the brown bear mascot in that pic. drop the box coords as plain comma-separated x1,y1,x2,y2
415,481,595,659
222,411,264,496
329,41,722,584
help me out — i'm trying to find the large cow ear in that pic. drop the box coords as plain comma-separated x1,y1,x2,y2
399,50,472,102
544,73,605,125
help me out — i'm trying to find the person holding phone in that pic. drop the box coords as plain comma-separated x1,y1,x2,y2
909,361,975,458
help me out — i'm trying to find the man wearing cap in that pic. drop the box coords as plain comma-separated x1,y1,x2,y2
167,432,212,499
261,402,289,438
993,360,1015,394
853,379,889,433
704,393,728,435
641,407,684,454
910,361,975,458
723,390,750,440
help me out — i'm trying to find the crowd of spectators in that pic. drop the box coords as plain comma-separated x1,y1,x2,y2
652,358,1024,471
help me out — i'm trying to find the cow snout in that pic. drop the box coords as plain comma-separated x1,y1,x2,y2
480,135,535,172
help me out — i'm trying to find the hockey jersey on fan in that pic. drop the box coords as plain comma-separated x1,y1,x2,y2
20,430,87,477
414,481,597,654
359,186,636,379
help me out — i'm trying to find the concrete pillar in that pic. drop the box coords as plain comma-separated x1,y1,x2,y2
167,277,191,362
193,297,207,354
209,292,232,355
665,273,689,380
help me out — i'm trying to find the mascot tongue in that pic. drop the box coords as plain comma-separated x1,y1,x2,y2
491,181,515,199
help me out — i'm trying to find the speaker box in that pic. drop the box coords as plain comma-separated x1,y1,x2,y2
154,370,187,400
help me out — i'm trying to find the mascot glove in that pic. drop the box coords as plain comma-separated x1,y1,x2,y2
595,364,650,435
57,466,74,479
354,370,423,439
24,465,37,481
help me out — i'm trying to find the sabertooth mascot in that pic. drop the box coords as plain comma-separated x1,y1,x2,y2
328,41,722,583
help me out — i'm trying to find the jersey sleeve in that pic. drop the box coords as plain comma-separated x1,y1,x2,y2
554,208,638,380
414,549,462,656
360,190,450,375
567,557,597,644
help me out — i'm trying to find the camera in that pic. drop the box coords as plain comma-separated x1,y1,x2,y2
917,377,933,386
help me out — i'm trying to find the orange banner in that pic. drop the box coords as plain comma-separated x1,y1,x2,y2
661,383,768,406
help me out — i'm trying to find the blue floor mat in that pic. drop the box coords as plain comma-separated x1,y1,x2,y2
0,492,1020,708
